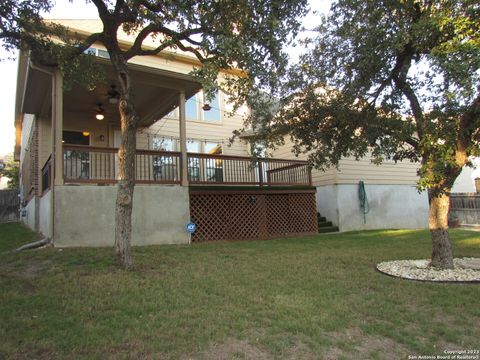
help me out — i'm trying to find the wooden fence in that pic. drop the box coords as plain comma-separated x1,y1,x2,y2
0,189,20,223
449,194,480,225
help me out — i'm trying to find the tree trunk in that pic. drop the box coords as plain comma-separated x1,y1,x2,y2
113,63,137,269
428,192,454,269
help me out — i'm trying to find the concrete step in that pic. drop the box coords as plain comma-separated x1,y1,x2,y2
317,215,327,222
318,226,339,233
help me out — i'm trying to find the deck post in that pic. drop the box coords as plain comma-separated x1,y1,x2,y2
53,70,64,186
179,90,188,186
258,159,264,186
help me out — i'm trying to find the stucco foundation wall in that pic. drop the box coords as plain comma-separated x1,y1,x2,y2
54,185,190,247
39,190,52,238
316,184,429,232
22,197,37,231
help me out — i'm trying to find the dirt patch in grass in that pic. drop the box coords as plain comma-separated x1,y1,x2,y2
0,258,50,279
185,338,317,360
282,340,317,359
324,328,410,360
185,339,272,360
432,313,458,327
7,346,60,360
93,341,168,360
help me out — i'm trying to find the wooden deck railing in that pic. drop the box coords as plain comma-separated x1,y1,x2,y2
63,144,311,186
41,155,52,194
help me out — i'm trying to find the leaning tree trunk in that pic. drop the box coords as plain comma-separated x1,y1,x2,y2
114,63,137,269
428,191,454,269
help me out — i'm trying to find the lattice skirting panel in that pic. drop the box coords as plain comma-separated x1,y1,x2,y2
189,190,318,242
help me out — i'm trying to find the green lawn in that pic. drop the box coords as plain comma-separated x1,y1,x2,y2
0,222,479,359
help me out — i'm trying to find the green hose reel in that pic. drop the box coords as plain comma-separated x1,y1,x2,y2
358,180,369,224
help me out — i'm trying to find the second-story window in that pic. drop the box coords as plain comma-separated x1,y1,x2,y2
186,95,198,120
203,91,221,122
181,90,222,122
84,47,110,59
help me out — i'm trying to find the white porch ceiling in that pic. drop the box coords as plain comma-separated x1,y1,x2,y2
20,56,202,128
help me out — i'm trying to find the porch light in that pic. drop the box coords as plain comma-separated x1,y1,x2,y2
82,131,90,137
95,103,105,120
107,85,120,104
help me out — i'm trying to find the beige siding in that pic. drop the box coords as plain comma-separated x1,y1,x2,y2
270,137,337,186
54,20,204,71
20,114,35,164
130,53,194,76
63,111,110,147
271,137,420,186
63,99,248,157
52,20,250,158
37,116,51,167
336,157,419,185
146,110,249,157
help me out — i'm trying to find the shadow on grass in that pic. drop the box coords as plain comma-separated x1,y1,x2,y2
0,223,479,359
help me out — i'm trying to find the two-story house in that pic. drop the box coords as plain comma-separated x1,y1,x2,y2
15,20,318,246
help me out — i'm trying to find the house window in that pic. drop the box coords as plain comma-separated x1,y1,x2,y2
84,48,96,56
186,95,198,120
204,142,223,182
250,141,267,183
63,130,90,180
152,137,176,181
205,142,222,155
203,91,221,122
63,131,90,145
187,140,200,181
84,47,110,59
97,49,110,59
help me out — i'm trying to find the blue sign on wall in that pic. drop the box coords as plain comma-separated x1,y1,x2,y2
186,222,197,233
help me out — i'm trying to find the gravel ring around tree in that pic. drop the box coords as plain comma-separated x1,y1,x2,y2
376,258,480,283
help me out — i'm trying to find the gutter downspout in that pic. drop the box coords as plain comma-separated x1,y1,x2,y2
28,59,57,244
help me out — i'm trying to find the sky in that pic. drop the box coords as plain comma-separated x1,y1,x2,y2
0,0,329,157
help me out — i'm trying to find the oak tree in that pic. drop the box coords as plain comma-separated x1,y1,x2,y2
2,0,308,268
268,0,480,268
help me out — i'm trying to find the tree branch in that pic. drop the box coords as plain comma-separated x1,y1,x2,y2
456,90,480,165
71,32,104,56
90,0,110,22
390,44,426,140
124,24,206,61
114,0,125,17
367,75,393,106
132,0,165,14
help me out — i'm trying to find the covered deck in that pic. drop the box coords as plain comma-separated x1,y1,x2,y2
17,48,317,246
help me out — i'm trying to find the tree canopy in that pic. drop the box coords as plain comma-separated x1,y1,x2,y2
263,0,480,268
0,155,19,189
1,0,309,268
